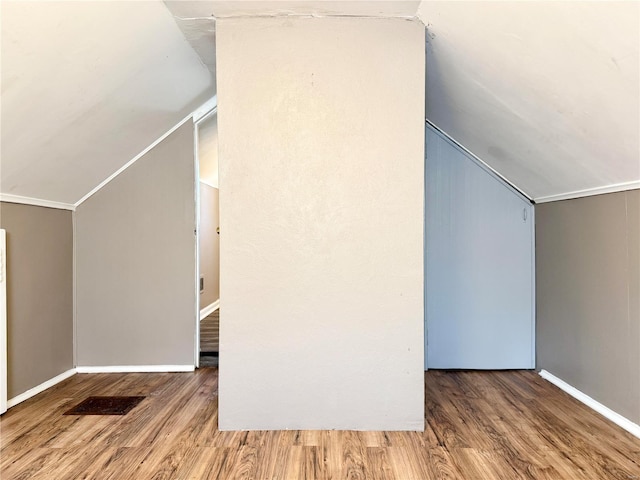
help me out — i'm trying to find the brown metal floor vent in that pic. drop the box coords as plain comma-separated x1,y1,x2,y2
64,396,145,415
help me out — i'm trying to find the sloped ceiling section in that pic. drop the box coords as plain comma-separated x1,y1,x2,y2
1,0,214,205
418,1,639,202
3,0,637,206
164,1,216,80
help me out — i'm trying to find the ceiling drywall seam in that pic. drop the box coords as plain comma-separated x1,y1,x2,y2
212,13,415,19
0,194,76,211
534,181,640,204
427,120,533,203
163,8,216,76
207,0,421,20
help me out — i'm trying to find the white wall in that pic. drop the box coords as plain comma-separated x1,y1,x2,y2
216,16,425,431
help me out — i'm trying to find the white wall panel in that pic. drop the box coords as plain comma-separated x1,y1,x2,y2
425,125,534,369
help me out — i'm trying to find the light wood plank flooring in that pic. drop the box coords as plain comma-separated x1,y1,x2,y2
1,370,638,479
200,310,219,354
200,310,219,367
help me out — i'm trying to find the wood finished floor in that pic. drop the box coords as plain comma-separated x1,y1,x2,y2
200,310,219,354
1,370,639,479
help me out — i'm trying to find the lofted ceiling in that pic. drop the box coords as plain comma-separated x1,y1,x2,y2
1,0,214,206
418,1,639,202
164,1,217,80
1,0,638,207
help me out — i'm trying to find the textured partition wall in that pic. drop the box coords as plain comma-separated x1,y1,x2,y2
217,17,425,430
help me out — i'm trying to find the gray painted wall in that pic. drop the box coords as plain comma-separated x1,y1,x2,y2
0,202,73,398
217,17,425,431
75,121,196,367
199,183,219,309
537,189,640,424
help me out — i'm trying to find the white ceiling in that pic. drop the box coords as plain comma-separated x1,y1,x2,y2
1,0,637,206
1,0,214,205
418,1,639,202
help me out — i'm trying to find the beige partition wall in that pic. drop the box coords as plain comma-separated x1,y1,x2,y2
217,17,425,430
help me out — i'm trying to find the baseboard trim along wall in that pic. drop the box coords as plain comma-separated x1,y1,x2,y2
5,365,196,410
75,365,195,373
6,368,77,409
200,299,219,321
539,369,640,439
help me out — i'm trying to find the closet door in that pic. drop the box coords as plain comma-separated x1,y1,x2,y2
425,126,534,369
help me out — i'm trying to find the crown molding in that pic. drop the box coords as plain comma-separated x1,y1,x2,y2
0,194,76,211
534,181,640,204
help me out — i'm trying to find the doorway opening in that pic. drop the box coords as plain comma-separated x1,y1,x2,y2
195,106,219,368
1,229,7,414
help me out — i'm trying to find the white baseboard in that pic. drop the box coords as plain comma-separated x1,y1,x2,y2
4,365,196,410
539,369,640,439
200,299,219,321
6,368,77,409
75,365,195,373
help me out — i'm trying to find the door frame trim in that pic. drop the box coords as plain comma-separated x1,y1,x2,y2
193,104,218,368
